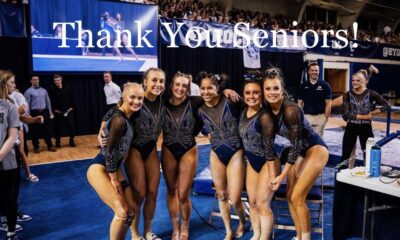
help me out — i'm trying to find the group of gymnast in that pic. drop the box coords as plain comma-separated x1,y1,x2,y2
86,65,389,240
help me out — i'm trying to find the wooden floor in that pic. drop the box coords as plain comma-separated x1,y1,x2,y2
27,116,400,165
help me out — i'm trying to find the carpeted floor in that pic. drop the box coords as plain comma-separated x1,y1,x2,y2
11,145,335,240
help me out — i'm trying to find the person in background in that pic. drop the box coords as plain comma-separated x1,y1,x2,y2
0,70,21,240
340,68,390,169
103,71,122,112
30,25,40,37
4,71,39,182
1,70,41,236
53,24,63,38
188,74,200,96
49,74,76,148
24,75,56,153
297,62,332,137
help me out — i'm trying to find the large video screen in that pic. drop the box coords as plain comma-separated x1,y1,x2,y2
30,0,158,73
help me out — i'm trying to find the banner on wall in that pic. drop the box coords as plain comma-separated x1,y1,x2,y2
160,18,400,61
309,39,400,61
160,18,306,53
243,42,261,69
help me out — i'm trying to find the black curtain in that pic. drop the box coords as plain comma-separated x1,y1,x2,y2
0,36,304,136
161,45,304,96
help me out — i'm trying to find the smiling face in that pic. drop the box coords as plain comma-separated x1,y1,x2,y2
243,82,261,108
352,72,367,91
143,70,165,96
171,76,190,100
200,77,219,103
308,65,319,82
262,77,284,105
122,84,144,113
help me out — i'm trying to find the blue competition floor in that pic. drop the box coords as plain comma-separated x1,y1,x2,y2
33,57,145,72
10,145,337,240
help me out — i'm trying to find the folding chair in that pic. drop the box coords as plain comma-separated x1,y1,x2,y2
272,172,324,239
208,184,250,224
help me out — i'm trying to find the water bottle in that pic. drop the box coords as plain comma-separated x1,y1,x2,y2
370,146,381,177
365,137,375,172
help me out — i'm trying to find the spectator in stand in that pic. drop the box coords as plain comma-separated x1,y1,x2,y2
158,1,400,46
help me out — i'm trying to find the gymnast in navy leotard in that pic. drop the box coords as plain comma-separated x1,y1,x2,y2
239,106,267,173
262,67,328,240
125,68,165,240
238,79,277,240
100,69,165,240
160,72,203,240
198,73,246,240
198,95,243,165
163,95,202,160
130,94,164,161
340,69,389,169
87,83,144,240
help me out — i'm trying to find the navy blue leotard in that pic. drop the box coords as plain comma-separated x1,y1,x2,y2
198,96,244,165
263,99,327,164
92,109,133,171
163,96,203,160
239,108,270,173
131,96,164,160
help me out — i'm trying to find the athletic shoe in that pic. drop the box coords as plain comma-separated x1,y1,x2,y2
0,223,23,232
145,232,161,240
26,174,39,183
17,211,32,222
7,232,19,240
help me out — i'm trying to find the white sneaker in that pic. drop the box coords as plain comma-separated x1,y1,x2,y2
17,211,32,222
26,174,39,183
145,232,161,240
7,232,19,240
0,223,23,232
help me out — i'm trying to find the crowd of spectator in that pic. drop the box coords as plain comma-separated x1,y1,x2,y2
356,29,400,45
157,0,400,46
